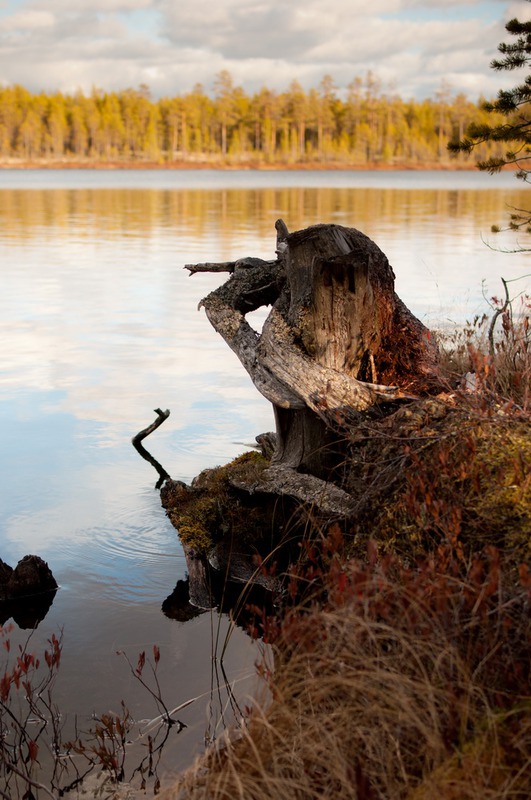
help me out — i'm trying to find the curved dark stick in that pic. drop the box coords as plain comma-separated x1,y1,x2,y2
132,407,170,444
132,408,171,488
133,410,216,609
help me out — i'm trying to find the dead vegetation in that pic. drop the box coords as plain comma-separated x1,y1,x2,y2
166,548,530,800
161,301,530,800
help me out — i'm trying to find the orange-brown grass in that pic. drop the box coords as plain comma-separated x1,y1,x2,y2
161,306,530,800
163,306,531,800
164,550,530,800
437,294,530,411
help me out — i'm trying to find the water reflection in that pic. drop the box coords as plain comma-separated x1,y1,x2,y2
132,407,172,488
0,171,528,786
1,182,526,248
0,588,56,628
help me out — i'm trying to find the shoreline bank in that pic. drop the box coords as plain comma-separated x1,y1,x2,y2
0,158,476,172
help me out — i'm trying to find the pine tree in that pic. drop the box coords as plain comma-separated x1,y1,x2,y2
448,9,531,233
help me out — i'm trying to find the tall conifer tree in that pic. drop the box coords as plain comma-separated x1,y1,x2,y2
449,7,531,233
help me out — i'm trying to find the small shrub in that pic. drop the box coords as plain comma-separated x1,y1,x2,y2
0,630,184,799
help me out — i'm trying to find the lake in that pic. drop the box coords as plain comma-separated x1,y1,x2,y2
0,169,528,792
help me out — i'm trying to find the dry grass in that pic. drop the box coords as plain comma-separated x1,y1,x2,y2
164,553,531,800
160,306,531,800
437,294,530,411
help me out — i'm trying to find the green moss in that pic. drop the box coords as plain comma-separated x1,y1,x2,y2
472,423,531,556
177,522,215,553
163,396,530,568
345,400,531,565
161,450,270,555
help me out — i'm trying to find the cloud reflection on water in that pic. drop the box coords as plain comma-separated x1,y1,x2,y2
1,173,529,783
2,176,529,551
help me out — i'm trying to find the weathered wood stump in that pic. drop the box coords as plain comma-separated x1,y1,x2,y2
186,221,440,511
154,221,443,609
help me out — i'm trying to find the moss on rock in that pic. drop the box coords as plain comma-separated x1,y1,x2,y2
161,450,271,555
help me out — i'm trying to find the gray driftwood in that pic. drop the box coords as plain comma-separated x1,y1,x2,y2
186,221,440,506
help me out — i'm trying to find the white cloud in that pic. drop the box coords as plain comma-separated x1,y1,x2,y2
35,0,153,11
0,0,524,99
505,0,530,16
404,0,480,6
0,8,53,30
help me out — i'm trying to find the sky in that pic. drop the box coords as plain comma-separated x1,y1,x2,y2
0,0,529,101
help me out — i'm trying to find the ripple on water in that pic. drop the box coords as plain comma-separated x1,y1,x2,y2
56,493,186,605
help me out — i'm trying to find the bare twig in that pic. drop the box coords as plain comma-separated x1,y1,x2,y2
132,408,171,488
5,761,58,800
488,277,510,356
185,260,236,275
185,257,276,276
132,407,170,446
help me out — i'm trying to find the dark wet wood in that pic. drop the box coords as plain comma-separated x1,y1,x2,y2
132,408,171,488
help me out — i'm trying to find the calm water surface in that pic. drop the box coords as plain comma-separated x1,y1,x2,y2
0,169,528,788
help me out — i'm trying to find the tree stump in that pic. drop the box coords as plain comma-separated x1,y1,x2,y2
186,221,440,505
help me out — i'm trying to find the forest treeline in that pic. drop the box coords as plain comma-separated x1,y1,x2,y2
0,72,508,166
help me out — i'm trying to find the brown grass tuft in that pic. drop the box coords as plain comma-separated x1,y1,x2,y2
164,552,530,800
161,307,531,800
437,294,530,411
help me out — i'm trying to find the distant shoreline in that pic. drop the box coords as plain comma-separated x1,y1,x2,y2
0,158,477,172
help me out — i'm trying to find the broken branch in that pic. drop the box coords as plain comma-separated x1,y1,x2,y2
132,409,171,489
